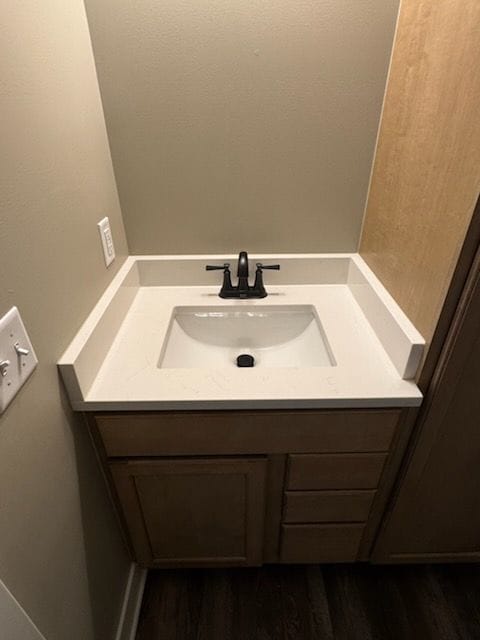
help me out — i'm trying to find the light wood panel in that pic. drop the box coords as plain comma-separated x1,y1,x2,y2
360,0,480,347
95,409,399,458
89,408,410,566
110,458,267,567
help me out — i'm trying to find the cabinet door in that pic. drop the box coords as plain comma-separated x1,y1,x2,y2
373,250,480,562
110,458,267,567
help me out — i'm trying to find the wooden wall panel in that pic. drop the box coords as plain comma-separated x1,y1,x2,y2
360,0,480,347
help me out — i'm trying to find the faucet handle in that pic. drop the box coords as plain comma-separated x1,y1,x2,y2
206,264,234,298
256,263,280,270
206,263,230,271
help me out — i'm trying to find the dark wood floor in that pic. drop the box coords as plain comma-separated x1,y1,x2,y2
135,563,480,640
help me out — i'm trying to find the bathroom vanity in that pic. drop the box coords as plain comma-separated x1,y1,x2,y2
88,407,413,567
59,254,424,567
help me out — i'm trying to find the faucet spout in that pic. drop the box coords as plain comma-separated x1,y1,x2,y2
237,251,249,296
237,251,249,278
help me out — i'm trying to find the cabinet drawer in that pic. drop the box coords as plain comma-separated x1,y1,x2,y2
281,524,364,563
287,453,387,490
94,410,399,458
283,490,375,523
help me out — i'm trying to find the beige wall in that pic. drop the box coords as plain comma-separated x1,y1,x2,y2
0,2,131,639
85,0,399,254
360,0,480,346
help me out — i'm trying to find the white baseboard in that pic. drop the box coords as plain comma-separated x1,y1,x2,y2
115,563,148,640
0,577,47,640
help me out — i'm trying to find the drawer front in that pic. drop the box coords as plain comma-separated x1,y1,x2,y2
94,410,399,458
281,524,364,563
287,453,387,490
283,490,375,524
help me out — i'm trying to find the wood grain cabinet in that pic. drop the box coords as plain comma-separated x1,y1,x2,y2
278,452,386,563
110,458,267,567
89,408,412,567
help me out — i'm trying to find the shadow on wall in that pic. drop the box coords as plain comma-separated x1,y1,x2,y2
58,376,131,640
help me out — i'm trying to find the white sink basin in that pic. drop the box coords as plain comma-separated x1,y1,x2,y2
158,305,335,369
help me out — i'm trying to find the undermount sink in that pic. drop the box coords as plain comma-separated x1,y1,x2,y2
158,305,335,369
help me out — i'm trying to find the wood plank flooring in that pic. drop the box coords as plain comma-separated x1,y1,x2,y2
135,564,480,640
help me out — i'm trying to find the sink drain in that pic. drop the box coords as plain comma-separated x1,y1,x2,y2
236,354,255,367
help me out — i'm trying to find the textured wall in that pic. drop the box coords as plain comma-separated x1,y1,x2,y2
85,0,400,254
360,0,480,345
0,2,131,639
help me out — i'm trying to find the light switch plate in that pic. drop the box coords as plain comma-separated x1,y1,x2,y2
0,307,38,414
97,216,115,267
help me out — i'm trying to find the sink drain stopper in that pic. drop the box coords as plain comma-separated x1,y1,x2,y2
236,354,255,367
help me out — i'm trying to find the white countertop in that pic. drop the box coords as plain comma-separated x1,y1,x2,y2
58,254,424,411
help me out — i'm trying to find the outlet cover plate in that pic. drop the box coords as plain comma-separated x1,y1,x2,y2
97,216,115,267
0,307,38,414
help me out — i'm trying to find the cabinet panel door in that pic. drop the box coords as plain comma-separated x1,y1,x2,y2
110,458,267,567
373,247,480,562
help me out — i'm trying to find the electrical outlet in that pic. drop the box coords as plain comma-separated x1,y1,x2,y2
0,307,38,414
97,216,115,267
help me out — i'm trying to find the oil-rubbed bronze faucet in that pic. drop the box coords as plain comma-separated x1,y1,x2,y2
206,251,280,299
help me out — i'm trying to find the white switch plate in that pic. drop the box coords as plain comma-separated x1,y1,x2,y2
97,216,115,267
0,307,38,414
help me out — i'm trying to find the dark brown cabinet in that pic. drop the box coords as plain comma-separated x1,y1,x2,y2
283,490,376,524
